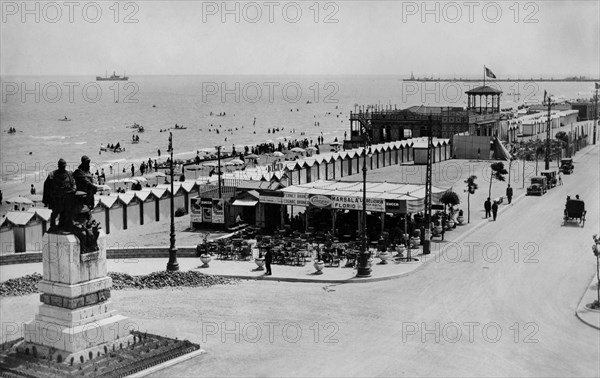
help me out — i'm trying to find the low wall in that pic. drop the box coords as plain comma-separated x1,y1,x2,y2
0,246,201,266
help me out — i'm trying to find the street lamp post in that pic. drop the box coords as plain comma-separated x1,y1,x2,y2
215,145,223,198
356,131,371,278
166,132,179,271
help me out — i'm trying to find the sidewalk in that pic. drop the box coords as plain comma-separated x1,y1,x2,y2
576,275,600,330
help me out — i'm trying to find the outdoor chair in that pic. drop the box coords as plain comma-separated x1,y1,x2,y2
345,252,357,267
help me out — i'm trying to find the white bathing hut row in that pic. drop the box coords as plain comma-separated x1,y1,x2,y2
1,181,202,253
1,138,452,254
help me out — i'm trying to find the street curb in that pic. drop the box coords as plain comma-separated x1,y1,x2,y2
201,260,425,284
574,274,600,331
127,348,206,377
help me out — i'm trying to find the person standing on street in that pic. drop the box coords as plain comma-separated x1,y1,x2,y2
506,185,513,204
264,246,273,276
558,171,563,186
484,197,492,218
492,200,499,221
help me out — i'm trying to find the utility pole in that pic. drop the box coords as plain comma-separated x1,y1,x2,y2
545,94,552,170
422,115,433,255
356,126,372,278
594,84,598,145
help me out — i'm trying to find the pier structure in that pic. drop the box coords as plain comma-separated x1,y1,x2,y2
345,85,503,149
465,85,503,137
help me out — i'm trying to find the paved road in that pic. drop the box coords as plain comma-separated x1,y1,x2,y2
1,147,597,377
145,146,599,376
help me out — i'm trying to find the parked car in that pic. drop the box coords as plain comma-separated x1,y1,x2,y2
560,158,574,174
540,170,558,188
526,176,548,196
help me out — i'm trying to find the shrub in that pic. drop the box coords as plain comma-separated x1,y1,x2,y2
175,207,186,217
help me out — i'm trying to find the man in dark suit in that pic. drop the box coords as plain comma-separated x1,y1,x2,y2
265,246,273,275
492,201,499,221
506,185,513,204
484,197,492,218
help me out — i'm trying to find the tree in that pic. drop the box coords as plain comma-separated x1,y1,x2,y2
464,176,478,223
440,191,460,213
513,145,535,189
555,131,569,145
488,162,508,198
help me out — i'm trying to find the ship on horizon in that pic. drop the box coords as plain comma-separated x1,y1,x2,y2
96,71,129,81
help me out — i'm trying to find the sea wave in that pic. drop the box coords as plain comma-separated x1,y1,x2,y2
30,135,67,140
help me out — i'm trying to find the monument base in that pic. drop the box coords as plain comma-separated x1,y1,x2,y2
0,231,203,376
1,332,202,377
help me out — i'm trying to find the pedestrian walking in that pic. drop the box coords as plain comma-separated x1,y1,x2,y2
264,246,273,276
558,171,563,185
131,164,135,177
492,201,499,221
30,184,36,195
484,197,492,218
506,185,513,204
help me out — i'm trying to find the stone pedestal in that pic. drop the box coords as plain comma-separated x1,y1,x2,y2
19,232,132,364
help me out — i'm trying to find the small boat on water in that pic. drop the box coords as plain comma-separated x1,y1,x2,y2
100,145,125,153
59,117,71,121
172,124,187,130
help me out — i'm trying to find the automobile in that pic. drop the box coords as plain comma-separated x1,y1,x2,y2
526,176,548,196
540,170,558,188
560,158,574,174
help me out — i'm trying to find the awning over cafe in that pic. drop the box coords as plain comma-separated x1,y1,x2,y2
266,180,450,214
232,199,258,207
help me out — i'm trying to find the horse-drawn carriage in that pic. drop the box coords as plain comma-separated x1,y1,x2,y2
563,199,586,227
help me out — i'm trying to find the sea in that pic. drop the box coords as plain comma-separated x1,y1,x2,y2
0,74,596,198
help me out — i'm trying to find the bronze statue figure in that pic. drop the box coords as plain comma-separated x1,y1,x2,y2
42,158,76,231
72,156,101,253
43,156,101,253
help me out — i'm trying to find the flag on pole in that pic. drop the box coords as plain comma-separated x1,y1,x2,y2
484,66,496,79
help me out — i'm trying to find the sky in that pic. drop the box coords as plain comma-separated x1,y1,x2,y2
1,0,599,77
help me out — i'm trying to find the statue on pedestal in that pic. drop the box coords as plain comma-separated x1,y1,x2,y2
43,156,101,253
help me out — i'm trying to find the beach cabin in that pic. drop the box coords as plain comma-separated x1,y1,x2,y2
153,187,170,222
330,155,339,179
91,196,106,231
0,221,16,255
118,193,140,229
134,190,156,225
181,181,199,212
155,183,186,212
2,211,46,252
316,157,326,181
100,195,126,235
324,157,335,180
